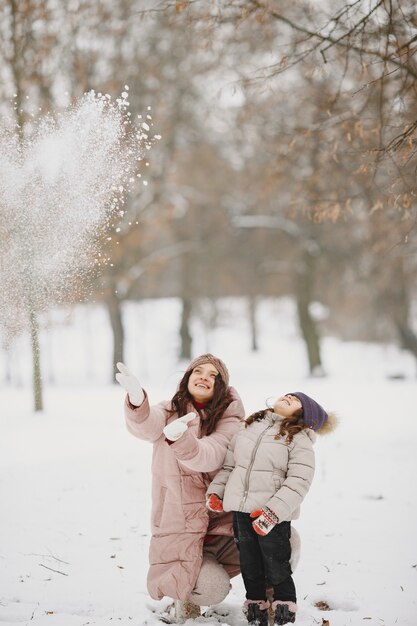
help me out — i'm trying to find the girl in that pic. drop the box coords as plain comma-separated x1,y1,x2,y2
206,392,336,626
116,354,245,623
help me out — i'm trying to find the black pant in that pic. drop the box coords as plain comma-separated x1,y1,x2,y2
233,511,296,603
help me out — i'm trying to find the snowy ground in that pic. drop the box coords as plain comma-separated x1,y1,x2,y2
1,298,416,626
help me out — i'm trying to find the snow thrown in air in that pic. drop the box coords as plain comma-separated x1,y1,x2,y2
0,90,155,339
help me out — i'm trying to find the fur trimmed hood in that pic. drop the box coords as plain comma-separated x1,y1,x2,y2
316,411,338,435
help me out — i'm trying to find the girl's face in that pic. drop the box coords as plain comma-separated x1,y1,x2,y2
187,363,219,403
273,394,302,418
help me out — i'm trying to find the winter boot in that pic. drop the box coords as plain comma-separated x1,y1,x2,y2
174,599,201,622
243,600,270,626
271,600,297,625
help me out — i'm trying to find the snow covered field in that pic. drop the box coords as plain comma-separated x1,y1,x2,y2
1,298,416,626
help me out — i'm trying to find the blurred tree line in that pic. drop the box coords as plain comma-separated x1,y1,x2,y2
1,0,416,403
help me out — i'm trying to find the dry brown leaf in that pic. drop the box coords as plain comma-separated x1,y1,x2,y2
175,1,189,12
371,200,383,214
315,600,331,611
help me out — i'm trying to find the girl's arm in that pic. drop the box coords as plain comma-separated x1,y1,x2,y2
206,432,238,499
124,394,170,443
265,432,315,520
169,399,243,472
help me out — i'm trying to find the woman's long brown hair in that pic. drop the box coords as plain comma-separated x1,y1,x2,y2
169,370,233,436
245,407,306,443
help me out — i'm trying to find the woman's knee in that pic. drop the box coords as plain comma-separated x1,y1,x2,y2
290,526,301,571
188,555,231,606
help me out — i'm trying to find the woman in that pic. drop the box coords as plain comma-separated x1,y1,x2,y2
116,354,245,622
207,392,336,626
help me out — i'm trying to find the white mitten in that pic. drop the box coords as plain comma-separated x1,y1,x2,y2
115,362,144,407
163,412,197,441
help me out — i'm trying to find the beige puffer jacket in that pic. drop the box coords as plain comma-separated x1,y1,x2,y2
207,411,316,522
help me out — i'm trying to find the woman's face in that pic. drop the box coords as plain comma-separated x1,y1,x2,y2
273,394,302,417
187,363,219,403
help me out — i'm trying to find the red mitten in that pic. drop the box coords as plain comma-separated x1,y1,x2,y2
207,494,224,512
250,507,279,536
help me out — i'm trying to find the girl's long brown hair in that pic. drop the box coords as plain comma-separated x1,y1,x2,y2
245,407,306,443
169,370,233,436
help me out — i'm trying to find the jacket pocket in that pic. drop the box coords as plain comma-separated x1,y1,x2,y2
154,486,167,528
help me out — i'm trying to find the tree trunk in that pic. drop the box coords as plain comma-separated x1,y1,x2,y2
29,304,43,411
248,295,258,351
386,257,417,372
397,324,417,360
106,295,124,381
179,297,192,360
295,251,324,377
3,345,12,384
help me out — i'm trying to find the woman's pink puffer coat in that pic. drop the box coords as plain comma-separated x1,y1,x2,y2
125,387,244,601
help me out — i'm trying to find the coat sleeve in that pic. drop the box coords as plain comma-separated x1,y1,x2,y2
169,399,243,473
124,393,169,443
206,432,238,499
265,431,315,521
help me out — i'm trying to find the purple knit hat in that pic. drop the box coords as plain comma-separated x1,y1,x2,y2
290,392,328,431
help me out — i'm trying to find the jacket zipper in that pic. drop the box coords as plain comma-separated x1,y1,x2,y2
239,421,274,511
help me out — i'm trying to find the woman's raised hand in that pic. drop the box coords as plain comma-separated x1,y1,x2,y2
116,362,145,407
163,412,196,442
